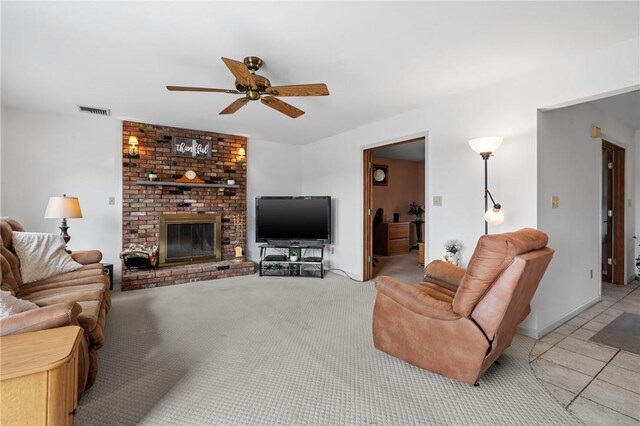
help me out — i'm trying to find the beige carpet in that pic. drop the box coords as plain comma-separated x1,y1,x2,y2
77,273,579,425
374,250,425,283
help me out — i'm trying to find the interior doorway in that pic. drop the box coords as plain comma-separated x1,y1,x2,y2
363,138,426,282
601,140,625,285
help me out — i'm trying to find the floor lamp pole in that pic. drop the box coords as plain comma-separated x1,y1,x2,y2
482,153,490,235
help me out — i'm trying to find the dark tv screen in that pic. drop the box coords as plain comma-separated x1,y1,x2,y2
256,197,331,242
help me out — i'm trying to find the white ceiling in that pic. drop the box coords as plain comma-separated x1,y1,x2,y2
372,139,425,162
2,2,638,144
589,90,640,131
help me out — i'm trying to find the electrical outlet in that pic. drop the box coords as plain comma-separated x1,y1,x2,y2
551,196,559,209
433,196,442,207
108,197,115,205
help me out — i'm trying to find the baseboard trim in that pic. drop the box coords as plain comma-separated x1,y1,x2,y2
517,324,538,339
518,295,601,339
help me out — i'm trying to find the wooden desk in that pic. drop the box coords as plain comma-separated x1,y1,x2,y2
1,326,83,425
374,222,410,256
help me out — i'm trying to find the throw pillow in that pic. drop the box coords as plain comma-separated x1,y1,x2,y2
0,290,39,319
11,232,83,284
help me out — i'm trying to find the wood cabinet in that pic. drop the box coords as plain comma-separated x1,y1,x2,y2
418,242,425,266
0,326,82,425
374,222,410,256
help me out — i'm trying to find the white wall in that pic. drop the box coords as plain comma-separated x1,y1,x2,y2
536,102,637,336
300,37,640,336
1,106,123,277
0,109,304,275
246,139,302,261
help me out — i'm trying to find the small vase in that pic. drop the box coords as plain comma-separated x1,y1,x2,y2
445,252,459,266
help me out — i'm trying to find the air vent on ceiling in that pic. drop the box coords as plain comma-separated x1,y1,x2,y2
78,105,111,116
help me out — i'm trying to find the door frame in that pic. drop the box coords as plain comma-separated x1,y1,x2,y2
362,134,428,281
601,140,625,285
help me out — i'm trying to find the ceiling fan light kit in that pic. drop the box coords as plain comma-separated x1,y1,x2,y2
167,56,329,118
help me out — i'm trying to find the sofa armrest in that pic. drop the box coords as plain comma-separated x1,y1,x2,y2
424,260,466,291
0,302,81,336
71,250,103,265
375,276,460,320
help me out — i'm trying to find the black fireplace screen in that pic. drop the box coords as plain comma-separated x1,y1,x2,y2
166,223,215,260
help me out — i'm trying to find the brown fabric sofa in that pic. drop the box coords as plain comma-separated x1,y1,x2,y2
0,217,111,393
373,228,553,385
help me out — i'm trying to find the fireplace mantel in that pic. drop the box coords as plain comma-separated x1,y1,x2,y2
137,181,239,189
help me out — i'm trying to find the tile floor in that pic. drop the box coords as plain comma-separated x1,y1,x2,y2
530,280,640,425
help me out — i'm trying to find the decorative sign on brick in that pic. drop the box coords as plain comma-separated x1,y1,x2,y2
171,137,212,158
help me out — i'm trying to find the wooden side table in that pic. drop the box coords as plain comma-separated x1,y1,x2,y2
418,242,425,266
0,326,83,425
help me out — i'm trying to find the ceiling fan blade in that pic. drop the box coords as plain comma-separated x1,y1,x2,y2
221,57,257,90
261,96,305,118
219,98,250,115
267,83,330,97
167,85,239,94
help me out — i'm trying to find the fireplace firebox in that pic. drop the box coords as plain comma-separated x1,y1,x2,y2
159,214,221,266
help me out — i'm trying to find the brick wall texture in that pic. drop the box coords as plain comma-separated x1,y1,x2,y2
121,121,254,290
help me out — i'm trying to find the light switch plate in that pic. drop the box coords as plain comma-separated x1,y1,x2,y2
108,197,115,205
433,196,442,207
551,196,559,209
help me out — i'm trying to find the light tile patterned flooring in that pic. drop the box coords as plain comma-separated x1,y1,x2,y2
530,280,640,425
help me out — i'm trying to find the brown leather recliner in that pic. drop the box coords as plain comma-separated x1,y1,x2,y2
373,228,553,385
0,217,111,394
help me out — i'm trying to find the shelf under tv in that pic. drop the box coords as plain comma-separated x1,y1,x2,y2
258,243,324,279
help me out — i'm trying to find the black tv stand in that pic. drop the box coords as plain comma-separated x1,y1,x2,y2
259,242,324,278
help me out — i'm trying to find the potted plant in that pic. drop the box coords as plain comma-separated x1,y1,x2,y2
408,201,425,221
147,169,158,181
227,172,235,185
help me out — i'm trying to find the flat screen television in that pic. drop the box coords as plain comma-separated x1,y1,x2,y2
256,196,331,243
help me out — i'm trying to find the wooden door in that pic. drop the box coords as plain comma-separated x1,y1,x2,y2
363,149,373,281
601,141,625,284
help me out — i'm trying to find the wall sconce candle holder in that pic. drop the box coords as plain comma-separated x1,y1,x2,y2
236,147,246,168
128,136,140,158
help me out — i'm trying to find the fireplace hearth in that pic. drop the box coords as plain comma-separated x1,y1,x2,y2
159,214,221,266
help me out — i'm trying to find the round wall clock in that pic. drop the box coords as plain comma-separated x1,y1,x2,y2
372,165,388,186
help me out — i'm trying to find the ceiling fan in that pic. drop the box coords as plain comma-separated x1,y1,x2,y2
167,56,329,119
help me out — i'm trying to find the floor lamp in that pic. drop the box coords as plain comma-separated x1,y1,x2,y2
469,137,505,234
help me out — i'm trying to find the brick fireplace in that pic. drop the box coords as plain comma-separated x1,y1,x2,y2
121,121,255,290
159,213,221,266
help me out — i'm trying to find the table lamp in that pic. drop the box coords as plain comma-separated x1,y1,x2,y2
44,194,83,252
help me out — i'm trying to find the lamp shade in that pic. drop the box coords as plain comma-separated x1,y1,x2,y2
484,206,504,225
238,147,246,157
469,137,503,154
44,196,83,219
128,136,139,146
